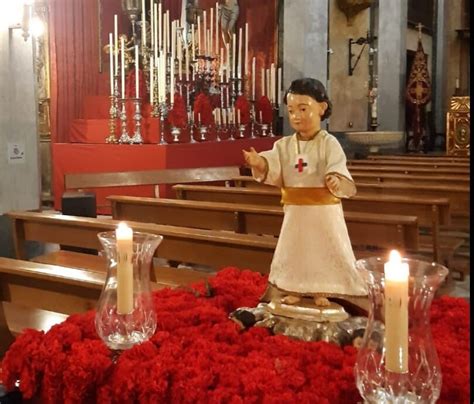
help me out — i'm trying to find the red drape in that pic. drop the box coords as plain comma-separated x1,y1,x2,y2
49,0,129,143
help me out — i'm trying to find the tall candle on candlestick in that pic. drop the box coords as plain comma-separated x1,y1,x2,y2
203,11,207,55
232,33,236,78
261,67,265,97
210,8,213,55
277,67,282,107
109,33,114,96
149,0,154,49
215,3,219,54
153,3,158,60
226,43,231,80
158,2,162,50
244,23,248,80
197,16,201,54
120,36,125,98
384,250,409,373
170,55,174,104
251,57,256,100
270,63,275,104
185,41,189,81
191,23,195,59
237,27,242,78
114,14,118,75
150,57,154,105
116,222,134,314
141,0,146,49
135,45,139,98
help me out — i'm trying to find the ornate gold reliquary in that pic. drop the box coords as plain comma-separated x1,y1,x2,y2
446,96,470,156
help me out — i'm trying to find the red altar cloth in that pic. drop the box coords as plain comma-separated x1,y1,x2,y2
52,137,279,214
1,269,469,403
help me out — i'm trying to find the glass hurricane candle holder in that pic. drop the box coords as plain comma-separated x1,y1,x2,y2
354,256,449,403
95,231,162,350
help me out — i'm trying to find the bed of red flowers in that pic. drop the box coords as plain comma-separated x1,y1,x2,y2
1,268,470,403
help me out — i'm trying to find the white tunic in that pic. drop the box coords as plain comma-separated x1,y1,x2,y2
252,131,367,298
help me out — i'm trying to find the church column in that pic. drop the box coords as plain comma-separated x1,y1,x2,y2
283,0,329,134
433,0,446,137
376,0,408,131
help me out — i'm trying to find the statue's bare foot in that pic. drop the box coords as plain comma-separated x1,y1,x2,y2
314,297,331,307
281,295,301,305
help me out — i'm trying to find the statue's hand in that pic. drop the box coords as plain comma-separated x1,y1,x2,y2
242,147,263,169
325,174,341,193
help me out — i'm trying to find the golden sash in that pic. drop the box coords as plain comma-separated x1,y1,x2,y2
281,187,340,205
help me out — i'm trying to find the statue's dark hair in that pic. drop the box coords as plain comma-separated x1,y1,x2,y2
283,77,332,121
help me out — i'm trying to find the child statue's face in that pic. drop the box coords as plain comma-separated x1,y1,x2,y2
286,94,327,137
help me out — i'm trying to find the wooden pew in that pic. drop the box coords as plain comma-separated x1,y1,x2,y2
172,184,457,264
348,165,469,176
0,257,212,356
233,173,470,189
366,155,469,163
8,211,276,275
65,165,242,191
348,159,470,170
108,195,419,253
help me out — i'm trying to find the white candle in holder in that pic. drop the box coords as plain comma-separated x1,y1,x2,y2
261,67,265,97
150,0,154,49
197,17,201,55
277,67,282,107
191,23,195,59
237,108,241,124
109,33,114,96
150,57,154,105
384,250,409,373
114,14,118,75
116,222,134,314
158,2,162,50
244,23,248,80
237,27,242,78
153,3,158,60
210,8,213,56
251,58,255,100
215,3,219,54
121,36,125,98
232,33,236,78
141,0,146,48
135,45,139,98
203,10,207,54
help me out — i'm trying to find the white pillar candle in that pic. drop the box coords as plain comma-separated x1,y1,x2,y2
185,40,190,81
198,112,201,124
244,23,248,80
135,45,139,98
455,78,460,89
232,33,236,78
116,222,134,315
237,108,241,124
215,3,219,54
153,3,158,60
261,67,265,97
237,27,242,78
121,36,125,98
150,0,154,49
203,11,207,55
266,68,270,102
170,55,174,104
277,67,282,107
222,108,227,125
270,63,275,104
171,20,176,60
141,0,146,49
114,14,118,75
210,8,213,56
158,2,162,50
150,56,154,105
191,23,195,59
109,33,114,96
197,16,201,54
251,57,256,100
226,43,231,80
166,11,170,54
384,250,409,374
259,110,262,123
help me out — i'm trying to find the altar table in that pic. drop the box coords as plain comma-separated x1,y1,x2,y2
52,137,279,214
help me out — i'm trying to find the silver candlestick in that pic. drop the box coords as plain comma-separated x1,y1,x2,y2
158,101,169,145
198,124,208,141
105,94,118,143
237,124,246,138
118,98,132,144
170,126,181,143
130,98,143,144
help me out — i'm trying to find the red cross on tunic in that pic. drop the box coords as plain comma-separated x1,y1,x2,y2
294,158,308,172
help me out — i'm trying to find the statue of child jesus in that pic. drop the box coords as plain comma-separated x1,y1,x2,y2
243,78,367,311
